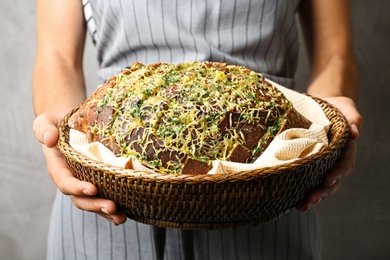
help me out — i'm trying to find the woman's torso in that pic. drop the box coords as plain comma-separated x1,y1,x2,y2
84,0,301,87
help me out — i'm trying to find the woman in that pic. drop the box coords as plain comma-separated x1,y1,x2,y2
33,0,363,259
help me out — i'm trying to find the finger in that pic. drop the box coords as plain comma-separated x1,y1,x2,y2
343,109,364,134
98,213,127,226
322,97,363,140
33,114,63,147
322,140,357,186
295,180,342,212
296,140,356,211
308,179,342,204
323,97,363,128
71,195,127,225
43,145,97,196
295,197,311,212
348,124,360,141
101,210,127,225
70,195,116,213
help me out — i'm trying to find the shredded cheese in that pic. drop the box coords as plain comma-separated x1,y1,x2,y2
94,61,292,174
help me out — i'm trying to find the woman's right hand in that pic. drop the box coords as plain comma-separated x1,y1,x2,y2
33,113,127,225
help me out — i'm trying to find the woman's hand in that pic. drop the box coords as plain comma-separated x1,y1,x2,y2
295,96,363,211
33,113,127,225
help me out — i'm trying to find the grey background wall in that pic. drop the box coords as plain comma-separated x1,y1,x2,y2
0,0,389,259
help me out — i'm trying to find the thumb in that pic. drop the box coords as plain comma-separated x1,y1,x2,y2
33,113,64,148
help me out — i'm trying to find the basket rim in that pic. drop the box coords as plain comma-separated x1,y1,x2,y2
58,96,349,183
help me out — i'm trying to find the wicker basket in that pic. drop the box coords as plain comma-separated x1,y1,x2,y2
57,97,349,230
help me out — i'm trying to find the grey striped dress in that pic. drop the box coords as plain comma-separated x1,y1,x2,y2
46,0,322,259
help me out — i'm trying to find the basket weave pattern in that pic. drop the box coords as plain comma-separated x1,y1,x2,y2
58,98,349,230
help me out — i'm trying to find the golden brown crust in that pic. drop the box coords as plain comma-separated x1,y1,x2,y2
181,158,212,175
277,107,312,134
228,144,252,163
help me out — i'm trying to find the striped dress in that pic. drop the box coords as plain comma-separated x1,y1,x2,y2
47,0,322,259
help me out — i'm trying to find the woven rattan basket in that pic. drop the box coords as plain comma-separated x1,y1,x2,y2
58,97,349,230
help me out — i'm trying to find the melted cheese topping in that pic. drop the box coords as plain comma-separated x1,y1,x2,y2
95,61,292,174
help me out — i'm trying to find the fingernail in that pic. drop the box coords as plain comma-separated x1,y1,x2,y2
327,178,338,187
43,131,49,145
107,217,119,226
314,196,324,204
350,124,360,140
101,208,108,214
351,124,359,134
83,189,92,195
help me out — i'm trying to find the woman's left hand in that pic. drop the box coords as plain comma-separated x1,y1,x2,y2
295,96,363,211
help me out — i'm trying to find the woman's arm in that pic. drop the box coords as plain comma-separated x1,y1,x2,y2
299,0,359,101
32,0,126,224
33,0,87,114
296,0,363,211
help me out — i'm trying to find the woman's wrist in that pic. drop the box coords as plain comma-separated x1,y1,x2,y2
307,56,358,99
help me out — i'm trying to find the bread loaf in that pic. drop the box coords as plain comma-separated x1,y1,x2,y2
68,62,312,174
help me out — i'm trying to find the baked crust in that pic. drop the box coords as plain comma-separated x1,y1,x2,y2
69,62,312,174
